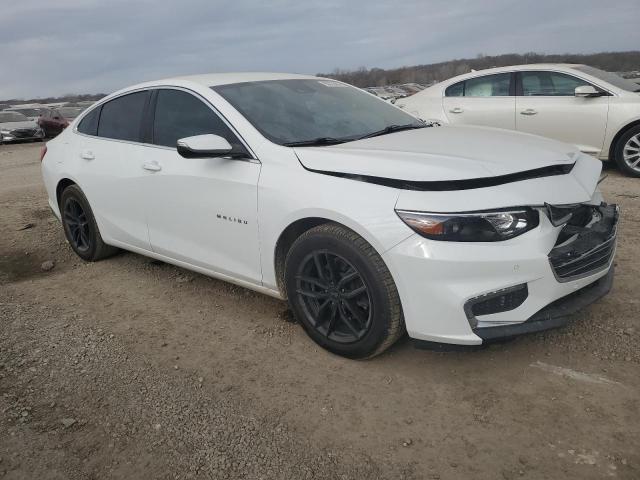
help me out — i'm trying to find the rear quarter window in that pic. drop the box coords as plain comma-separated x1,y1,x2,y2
77,106,101,136
445,82,464,97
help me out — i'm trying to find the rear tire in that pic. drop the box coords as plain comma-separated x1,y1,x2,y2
613,125,640,178
60,184,118,261
284,223,404,359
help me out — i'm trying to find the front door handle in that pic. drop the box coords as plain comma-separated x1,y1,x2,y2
142,161,162,172
449,107,464,114
520,109,538,116
80,150,94,160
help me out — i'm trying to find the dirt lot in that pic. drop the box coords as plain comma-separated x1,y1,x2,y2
0,142,639,479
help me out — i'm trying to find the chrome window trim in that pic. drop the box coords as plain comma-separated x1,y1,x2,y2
439,68,618,98
73,85,259,162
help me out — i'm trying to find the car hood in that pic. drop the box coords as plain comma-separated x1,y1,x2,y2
294,125,578,182
0,120,39,129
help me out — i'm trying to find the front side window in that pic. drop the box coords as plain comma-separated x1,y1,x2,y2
464,73,511,97
520,71,592,96
97,91,149,141
152,89,238,148
213,79,423,146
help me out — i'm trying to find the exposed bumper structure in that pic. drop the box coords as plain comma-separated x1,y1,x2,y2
384,202,618,347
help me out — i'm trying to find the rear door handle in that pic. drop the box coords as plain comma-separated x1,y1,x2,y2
449,107,464,114
142,160,162,172
520,109,538,116
80,150,94,160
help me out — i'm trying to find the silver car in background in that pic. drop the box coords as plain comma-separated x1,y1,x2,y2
0,111,45,144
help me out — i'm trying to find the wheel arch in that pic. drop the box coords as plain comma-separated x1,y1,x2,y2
272,214,396,299
56,178,78,207
608,119,640,161
273,217,331,297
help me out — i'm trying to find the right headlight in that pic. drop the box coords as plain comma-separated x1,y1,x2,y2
396,208,539,242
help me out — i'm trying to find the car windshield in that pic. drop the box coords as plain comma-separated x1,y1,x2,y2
0,111,28,122
59,107,84,119
11,108,41,117
572,65,640,92
212,79,425,146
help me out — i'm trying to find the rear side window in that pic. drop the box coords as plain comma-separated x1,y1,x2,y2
152,89,238,148
444,74,512,97
464,73,511,97
77,106,101,136
520,71,592,96
97,91,149,142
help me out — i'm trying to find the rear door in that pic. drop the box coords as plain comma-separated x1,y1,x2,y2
142,88,262,283
442,73,516,129
73,91,153,250
515,70,609,155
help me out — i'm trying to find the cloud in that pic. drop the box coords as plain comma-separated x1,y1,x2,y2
1,0,638,99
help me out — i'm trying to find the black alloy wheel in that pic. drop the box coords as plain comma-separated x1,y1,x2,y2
60,184,118,261
63,198,91,252
296,251,372,343
284,223,404,359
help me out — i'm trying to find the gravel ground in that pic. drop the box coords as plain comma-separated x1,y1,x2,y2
1,142,639,479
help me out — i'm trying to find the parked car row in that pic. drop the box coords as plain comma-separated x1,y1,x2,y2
0,103,90,144
0,111,45,143
396,64,640,177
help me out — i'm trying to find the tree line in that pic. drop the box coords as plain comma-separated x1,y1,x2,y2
319,51,640,87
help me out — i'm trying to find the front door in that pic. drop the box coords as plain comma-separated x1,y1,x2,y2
515,71,609,156
142,88,262,284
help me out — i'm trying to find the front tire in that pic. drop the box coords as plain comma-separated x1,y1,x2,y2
613,125,640,178
60,184,118,261
284,223,404,359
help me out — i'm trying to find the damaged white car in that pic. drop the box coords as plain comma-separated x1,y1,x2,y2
41,73,618,358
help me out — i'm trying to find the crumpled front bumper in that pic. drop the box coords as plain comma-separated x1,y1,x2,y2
384,202,618,347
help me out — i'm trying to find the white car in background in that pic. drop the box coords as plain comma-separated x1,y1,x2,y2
41,73,617,358
396,64,640,177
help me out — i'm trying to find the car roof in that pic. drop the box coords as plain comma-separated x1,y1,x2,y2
112,72,323,96
435,63,585,86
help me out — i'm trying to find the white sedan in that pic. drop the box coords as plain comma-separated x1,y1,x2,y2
396,64,640,177
41,73,617,358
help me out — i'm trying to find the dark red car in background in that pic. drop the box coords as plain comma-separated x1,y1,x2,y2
38,106,85,137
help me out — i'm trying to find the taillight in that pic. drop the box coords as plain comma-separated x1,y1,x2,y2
40,145,47,162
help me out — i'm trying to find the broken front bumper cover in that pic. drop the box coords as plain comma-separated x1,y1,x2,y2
412,267,614,350
474,265,614,342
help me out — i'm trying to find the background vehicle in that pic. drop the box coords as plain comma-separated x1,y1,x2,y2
41,73,616,358
3,106,44,121
0,111,45,143
38,106,85,137
396,64,640,177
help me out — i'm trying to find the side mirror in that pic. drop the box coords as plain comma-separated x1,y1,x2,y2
575,85,601,97
177,134,234,158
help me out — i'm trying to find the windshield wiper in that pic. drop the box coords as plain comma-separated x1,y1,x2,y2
283,137,347,147
357,123,427,140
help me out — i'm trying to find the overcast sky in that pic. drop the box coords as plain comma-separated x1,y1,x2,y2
1,0,639,99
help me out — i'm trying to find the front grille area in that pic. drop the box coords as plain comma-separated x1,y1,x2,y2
12,128,37,138
548,203,618,281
